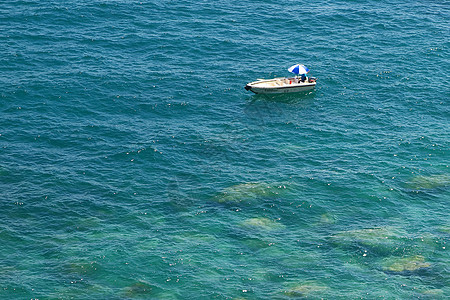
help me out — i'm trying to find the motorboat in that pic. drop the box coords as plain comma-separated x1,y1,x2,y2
245,64,317,94
244,77,317,94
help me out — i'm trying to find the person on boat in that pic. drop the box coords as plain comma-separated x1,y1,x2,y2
300,73,307,82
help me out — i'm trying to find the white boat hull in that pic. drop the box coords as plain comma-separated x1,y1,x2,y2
245,77,316,94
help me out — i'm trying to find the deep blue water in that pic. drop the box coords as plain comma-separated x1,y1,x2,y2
1,0,449,298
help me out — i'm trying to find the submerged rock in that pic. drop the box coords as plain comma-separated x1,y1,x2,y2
318,213,336,225
381,255,431,272
241,237,273,250
76,216,102,231
421,289,444,296
437,225,450,234
239,217,285,231
331,226,406,255
405,174,450,190
283,281,327,297
214,182,287,203
124,280,158,298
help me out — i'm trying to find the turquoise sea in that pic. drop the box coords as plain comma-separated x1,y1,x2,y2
1,0,449,298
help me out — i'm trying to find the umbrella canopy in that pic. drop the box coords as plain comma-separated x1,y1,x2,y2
288,64,310,75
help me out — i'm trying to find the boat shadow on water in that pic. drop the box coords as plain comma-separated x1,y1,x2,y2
248,89,317,104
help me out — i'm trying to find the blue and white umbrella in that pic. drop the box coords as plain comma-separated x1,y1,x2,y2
288,64,310,75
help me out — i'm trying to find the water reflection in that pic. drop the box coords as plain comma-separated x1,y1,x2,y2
248,89,316,104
